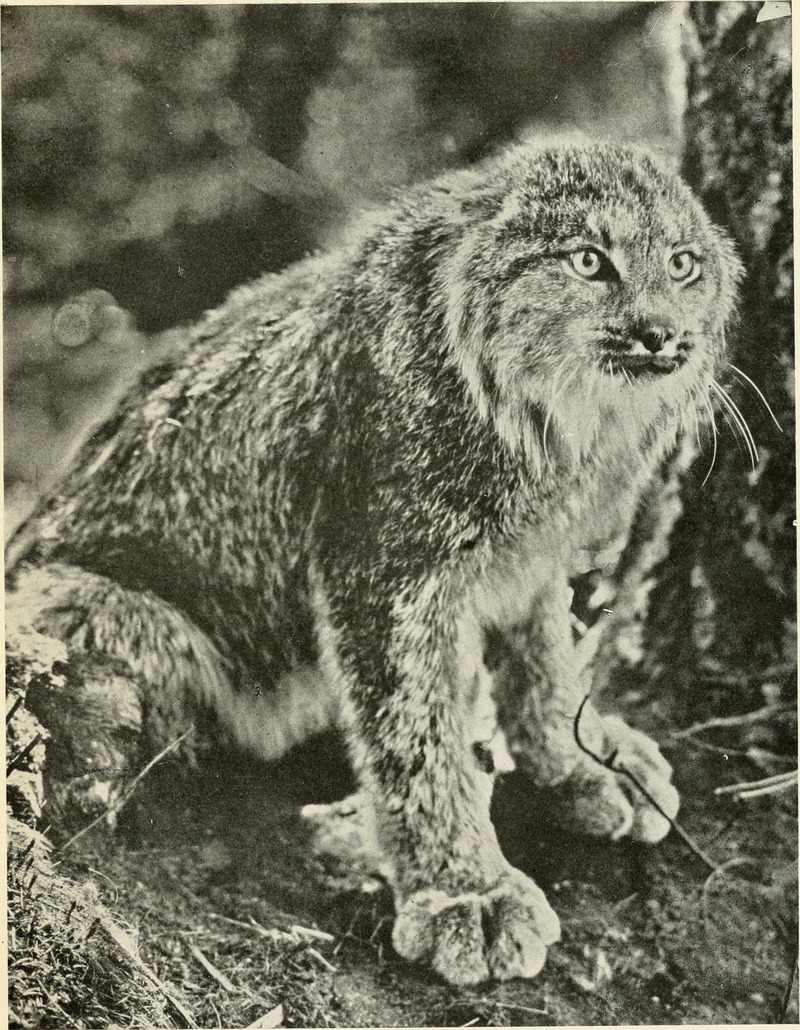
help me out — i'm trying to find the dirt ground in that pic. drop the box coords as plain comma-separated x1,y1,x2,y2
46,687,797,1030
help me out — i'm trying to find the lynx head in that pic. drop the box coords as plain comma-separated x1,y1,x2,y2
442,143,743,473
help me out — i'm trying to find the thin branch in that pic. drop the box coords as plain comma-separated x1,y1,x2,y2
573,696,719,871
702,856,760,937
210,913,269,936
714,770,797,800
290,924,335,943
306,946,337,973
699,663,796,687
779,941,799,1023
188,943,236,993
7,733,43,776
59,727,194,853
6,696,23,724
672,703,792,739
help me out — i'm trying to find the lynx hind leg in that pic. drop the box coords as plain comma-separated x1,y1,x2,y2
302,662,514,883
6,564,338,810
302,792,391,882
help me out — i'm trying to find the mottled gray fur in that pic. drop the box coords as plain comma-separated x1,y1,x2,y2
6,143,741,984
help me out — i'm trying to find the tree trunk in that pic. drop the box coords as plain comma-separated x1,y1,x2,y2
602,2,794,713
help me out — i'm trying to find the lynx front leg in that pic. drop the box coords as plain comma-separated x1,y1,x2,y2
315,567,559,986
493,577,679,843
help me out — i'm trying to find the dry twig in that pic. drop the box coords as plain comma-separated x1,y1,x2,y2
574,696,719,871
187,943,237,993
672,703,792,739
7,732,43,776
59,727,194,852
714,770,797,800
701,856,760,937
99,915,197,1028
290,923,335,942
306,946,338,972
6,695,24,724
210,912,270,936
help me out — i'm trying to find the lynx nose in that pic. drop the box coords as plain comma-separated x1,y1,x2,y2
635,321,676,354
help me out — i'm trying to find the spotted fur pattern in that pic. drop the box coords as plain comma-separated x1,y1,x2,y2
6,143,741,985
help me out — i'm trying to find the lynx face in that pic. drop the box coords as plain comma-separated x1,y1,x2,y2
445,145,743,469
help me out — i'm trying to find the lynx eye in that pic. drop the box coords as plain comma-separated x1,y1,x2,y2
667,250,701,283
567,248,605,279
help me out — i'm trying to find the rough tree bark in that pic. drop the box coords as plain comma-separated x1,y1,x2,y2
651,2,793,685
594,2,794,714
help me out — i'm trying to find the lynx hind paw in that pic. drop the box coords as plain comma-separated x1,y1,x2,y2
392,869,560,986
568,716,679,844
301,793,390,877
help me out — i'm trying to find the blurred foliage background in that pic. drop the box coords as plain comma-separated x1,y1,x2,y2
2,1,684,526
2,3,682,325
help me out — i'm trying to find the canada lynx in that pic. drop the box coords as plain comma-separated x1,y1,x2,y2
7,143,741,984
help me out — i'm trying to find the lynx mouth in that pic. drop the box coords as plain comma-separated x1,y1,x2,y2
601,349,685,378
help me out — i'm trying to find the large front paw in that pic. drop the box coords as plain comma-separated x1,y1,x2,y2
392,868,560,986
565,715,679,843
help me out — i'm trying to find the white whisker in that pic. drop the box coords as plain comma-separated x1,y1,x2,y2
710,379,759,471
716,379,760,468
710,380,756,468
541,363,575,467
700,394,718,488
717,407,740,443
705,383,740,445
542,368,562,468
728,363,783,432
690,397,702,449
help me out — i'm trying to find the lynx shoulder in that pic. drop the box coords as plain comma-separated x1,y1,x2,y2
6,142,741,985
